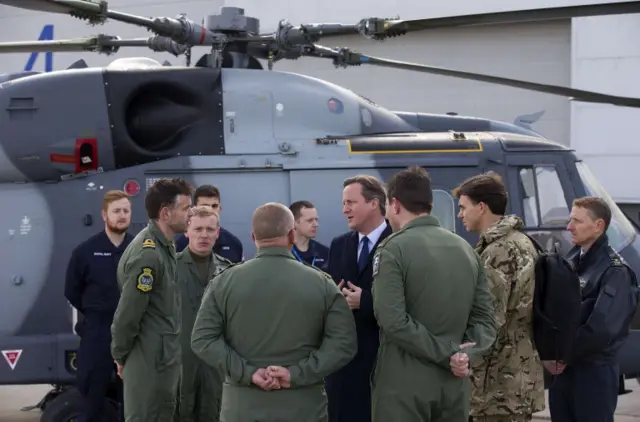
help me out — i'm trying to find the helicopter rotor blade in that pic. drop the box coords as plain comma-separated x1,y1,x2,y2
250,1,640,51
311,46,640,109
355,1,640,39
0,35,188,56
0,0,223,48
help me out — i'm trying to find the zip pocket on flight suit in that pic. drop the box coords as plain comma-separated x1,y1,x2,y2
157,334,180,370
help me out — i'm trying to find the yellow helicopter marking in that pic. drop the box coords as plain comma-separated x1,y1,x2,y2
344,137,483,154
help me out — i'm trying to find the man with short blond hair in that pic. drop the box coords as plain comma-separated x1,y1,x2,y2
65,190,133,422
192,202,357,422
176,205,232,422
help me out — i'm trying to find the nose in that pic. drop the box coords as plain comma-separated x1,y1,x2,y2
457,210,463,219
343,205,350,215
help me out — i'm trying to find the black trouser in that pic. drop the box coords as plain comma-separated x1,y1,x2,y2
76,317,123,422
548,362,618,422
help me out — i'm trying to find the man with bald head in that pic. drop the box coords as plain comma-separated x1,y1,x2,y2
191,202,357,422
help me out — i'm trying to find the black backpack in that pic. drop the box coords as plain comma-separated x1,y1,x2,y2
525,235,582,362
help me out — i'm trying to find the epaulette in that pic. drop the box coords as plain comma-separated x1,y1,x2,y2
142,239,156,249
607,246,625,267
214,253,234,266
217,260,244,275
377,231,400,249
301,260,333,279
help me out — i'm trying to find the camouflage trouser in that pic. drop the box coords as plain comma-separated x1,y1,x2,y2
471,415,532,422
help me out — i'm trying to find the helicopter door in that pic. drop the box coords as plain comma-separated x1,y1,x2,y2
506,154,575,254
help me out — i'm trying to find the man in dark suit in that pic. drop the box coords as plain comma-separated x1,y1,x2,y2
325,174,392,422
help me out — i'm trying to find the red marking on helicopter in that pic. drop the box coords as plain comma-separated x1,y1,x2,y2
49,154,75,164
124,179,141,196
2,349,22,370
327,98,344,114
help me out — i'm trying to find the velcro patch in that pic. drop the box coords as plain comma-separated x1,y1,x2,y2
137,267,154,292
372,252,380,277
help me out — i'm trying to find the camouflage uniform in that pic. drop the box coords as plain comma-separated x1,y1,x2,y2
470,215,545,422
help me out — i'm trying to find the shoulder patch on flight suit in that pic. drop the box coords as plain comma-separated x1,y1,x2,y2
372,252,380,277
143,239,156,249
137,267,154,292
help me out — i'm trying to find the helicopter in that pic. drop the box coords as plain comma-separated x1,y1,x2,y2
1,0,640,420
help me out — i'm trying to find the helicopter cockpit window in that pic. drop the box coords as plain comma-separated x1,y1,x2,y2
518,166,570,228
432,189,456,233
575,161,636,252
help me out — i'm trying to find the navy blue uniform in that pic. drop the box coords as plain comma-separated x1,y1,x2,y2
64,231,133,422
291,239,329,270
549,234,639,422
175,226,243,263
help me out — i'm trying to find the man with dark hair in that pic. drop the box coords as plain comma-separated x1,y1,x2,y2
325,174,392,422
289,200,329,268
371,166,496,422
175,184,243,263
191,202,357,421
65,190,133,422
451,171,545,422
111,178,193,422
547,196,639,422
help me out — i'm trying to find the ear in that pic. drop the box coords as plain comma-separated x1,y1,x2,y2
101,209,107,222
251,232,256,242
185,232,190,239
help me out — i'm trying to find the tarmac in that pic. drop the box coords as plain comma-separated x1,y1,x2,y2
1,381,640,421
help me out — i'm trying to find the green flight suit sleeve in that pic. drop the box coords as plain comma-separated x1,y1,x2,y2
191,275,259,387
110,249,160,364
373,244,459,369
288,278,357,388
462,255,498,356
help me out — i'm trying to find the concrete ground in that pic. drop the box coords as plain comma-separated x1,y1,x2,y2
1,381,640,421
533,379,640,421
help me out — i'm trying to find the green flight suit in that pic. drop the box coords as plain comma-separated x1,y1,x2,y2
176,248,232,422
191,246,358,422
111,220,181,422
371,215,497,422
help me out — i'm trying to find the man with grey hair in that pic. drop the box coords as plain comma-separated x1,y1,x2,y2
191,202,357,422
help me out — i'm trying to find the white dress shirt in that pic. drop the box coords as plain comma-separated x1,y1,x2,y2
357,220,388,261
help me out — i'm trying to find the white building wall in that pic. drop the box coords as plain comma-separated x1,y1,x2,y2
0,0,638,201
571,14,640,204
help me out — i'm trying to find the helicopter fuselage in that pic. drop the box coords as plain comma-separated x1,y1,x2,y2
0,62,639,387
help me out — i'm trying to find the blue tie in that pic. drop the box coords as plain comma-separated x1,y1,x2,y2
358,236,370,272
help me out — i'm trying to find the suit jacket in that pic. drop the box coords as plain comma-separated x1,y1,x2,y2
324,222,393,422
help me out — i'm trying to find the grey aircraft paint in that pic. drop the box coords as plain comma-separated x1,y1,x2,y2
1,59,640,388
0,5,639,414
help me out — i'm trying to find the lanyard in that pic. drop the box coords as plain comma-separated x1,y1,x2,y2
292,246,317,267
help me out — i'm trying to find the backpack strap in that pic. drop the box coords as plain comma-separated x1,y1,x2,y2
522,232,545,254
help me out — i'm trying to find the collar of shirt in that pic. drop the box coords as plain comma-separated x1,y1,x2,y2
359,220,387,248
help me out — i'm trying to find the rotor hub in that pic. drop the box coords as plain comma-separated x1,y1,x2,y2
206,7,260,36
